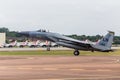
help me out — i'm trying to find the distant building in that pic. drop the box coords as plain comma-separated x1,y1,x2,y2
0,33,6,45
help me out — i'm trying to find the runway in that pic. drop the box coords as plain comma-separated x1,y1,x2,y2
0,56,120,80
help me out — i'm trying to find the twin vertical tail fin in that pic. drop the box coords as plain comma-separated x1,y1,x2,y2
96,31,115,49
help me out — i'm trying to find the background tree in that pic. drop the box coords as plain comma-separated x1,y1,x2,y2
0,27,9,33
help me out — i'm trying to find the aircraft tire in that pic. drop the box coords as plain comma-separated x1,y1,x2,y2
74,50,80,56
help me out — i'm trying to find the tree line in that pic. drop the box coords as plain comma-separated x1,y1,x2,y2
0,27,120,44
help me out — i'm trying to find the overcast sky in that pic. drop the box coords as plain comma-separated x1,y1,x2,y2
0,0,120,35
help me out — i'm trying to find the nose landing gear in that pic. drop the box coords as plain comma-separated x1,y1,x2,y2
74,50,80,56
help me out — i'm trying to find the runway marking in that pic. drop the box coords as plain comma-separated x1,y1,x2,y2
0,66,8,69
42,68,58,70
0,66,112,72
17,67,33,70
17,67,59,70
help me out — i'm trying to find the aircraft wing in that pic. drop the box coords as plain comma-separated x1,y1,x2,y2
50,35,93,49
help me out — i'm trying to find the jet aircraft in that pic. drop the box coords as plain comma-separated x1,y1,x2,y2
19,31,115,56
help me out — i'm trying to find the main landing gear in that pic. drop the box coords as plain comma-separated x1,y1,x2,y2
74,50,80,56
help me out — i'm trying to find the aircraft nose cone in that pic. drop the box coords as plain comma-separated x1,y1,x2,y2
18,31,30,37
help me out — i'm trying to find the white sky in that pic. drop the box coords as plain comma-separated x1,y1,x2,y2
0,0,120,35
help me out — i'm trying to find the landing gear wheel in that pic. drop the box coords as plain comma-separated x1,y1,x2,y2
74,50,80,56
91,49,94,52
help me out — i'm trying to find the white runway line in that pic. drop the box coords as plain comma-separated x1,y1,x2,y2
27,57,35,60
0,66,8,69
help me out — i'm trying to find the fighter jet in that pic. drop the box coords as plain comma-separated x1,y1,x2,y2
19,31,115,56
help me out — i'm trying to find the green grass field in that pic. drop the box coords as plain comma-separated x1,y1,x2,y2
0,50,120,56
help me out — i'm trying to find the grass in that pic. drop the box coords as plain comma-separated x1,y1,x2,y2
0,50,73,56
0,49,120,56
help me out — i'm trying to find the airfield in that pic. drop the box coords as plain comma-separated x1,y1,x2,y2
0,47,120,80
